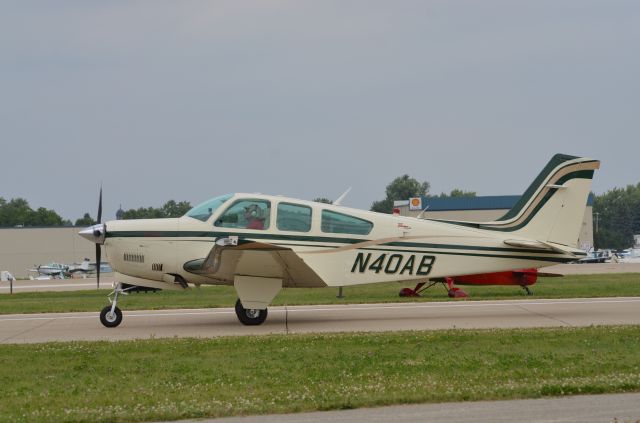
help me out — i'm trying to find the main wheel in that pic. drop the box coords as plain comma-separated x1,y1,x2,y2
100,305,123,328
234,299,268,326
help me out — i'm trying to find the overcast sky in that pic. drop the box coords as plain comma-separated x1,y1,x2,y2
1,1,638,222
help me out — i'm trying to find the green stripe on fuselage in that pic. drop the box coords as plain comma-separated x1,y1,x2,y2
106,230,565,257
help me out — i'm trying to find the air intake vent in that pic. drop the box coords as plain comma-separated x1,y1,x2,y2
124,253,145,263
152,263,164,272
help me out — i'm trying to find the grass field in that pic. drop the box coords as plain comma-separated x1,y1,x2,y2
1,273,639,315
0,326,638,422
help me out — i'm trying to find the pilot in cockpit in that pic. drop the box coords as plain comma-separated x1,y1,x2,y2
244,204,265,230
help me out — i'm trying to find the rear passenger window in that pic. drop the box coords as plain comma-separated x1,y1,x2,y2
277,203,312,232
321,210,373,235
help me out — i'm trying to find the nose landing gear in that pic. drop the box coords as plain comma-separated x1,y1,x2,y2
99,283,129,328
100,305,122,327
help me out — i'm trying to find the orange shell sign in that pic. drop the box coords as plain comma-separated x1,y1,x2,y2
409,197,422,210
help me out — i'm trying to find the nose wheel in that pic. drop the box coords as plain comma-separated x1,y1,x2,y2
234,299,268,325
100,283,129,328
100,305,122,327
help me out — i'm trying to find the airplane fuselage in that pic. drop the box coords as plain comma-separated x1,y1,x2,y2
100,194,583,291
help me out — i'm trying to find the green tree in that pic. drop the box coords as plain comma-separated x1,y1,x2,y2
161,200,192,218
437,189,477,198
121,206,165,219
593,185,638,250
120,200,193,220
75,213,95,226
30,207,66,226
371,175,430,213
0,197,67,227
1,198,31,226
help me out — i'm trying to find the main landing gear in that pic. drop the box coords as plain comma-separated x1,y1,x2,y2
234,299,268,326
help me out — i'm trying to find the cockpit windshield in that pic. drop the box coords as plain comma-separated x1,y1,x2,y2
184,194,233,222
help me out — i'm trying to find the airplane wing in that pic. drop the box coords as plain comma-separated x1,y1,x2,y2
183,239,327,288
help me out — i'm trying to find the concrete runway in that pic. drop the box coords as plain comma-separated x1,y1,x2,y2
1,297,639,344
199,393,640,423
547,262,640,275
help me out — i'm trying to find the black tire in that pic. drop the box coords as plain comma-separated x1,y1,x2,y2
234,299,268,326
100,305,123,328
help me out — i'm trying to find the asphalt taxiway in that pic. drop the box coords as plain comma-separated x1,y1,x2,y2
1,297,639,344
0,275,114,293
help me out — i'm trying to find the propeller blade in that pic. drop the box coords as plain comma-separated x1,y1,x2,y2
96,244,101,289
97,186,103,224
96,186,102,289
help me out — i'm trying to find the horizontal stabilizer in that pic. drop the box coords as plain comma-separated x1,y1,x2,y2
504,239,581,258
503,239,555,251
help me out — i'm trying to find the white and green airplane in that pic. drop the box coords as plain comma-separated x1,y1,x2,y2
80,154,599,328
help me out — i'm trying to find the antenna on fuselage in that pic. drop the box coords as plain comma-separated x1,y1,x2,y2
417,205,430,219
334,187,352,206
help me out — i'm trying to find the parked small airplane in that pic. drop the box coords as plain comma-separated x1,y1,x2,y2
28,262,71,279
618,248,640,263
577,248,614,264
79,154,599,328
67,258,93,274
28,258,103,279
399,268,563,298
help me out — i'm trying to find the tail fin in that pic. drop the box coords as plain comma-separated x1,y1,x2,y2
80,258,91,271
483,154,599,248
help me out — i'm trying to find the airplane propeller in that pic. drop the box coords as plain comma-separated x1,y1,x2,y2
78,186,106,289
96,186,102,289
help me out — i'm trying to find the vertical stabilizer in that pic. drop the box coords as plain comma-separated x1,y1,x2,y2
481,154,600,248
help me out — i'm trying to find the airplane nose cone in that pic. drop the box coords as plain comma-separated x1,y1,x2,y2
79,224,106,245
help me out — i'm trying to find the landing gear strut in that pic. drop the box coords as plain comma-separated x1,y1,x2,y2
399,278,468,298
100,283,129,328
234,299,268,326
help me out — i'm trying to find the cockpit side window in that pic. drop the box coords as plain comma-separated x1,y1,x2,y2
277,203,312,232
214,200,271,230
185,194,232,222
321,210,373,235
